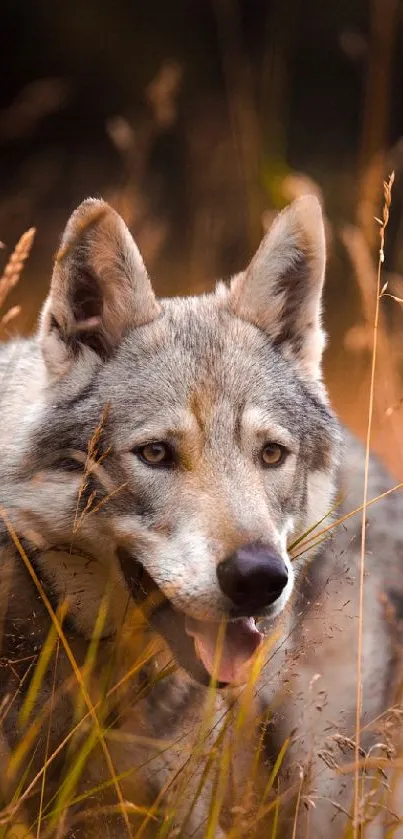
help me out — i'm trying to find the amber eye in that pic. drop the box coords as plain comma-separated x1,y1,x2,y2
134,442,175,468
261,442,287,467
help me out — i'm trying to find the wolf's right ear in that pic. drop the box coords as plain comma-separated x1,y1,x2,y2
39,199,160,380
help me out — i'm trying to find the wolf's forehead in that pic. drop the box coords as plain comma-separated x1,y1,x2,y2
105,298,307,436
116,299,285,400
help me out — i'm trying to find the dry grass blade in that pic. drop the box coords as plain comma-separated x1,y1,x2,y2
0,508,133,839
290,480,403,561
0,228,35,312
0,305,22,329
73,404,111,534
255,737,290,823
2,645,160,827
353,170,395,839
18,602,67,727
36,633,60,839
340,222,403,475
291,768,304,839
382,292,403,306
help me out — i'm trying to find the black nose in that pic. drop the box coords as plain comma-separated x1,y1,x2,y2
216,543,288,612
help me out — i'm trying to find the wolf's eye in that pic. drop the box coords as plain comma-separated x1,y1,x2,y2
134,442,175,468
261,442,287,467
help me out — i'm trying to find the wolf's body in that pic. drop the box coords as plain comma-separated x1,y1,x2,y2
0,197,402,838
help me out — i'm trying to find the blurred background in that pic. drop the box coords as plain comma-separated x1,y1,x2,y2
0,0,402,477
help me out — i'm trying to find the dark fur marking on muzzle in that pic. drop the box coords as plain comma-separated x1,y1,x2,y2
117,548,225,687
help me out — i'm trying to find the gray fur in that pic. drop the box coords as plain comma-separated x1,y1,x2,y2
0,197,401,837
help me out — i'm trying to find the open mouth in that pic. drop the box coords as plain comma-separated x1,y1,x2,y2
118,548,264,687
185,615,263,685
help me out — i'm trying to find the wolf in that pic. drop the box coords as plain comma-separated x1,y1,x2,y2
0,195,402,838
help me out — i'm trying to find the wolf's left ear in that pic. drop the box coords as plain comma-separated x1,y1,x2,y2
229,196,326,379
39,199,160,379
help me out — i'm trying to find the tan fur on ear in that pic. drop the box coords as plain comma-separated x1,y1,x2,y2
229,196,326,379
39,199,160,379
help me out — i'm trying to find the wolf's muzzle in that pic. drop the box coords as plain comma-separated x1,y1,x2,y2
216,542,288,614
117,547,216,685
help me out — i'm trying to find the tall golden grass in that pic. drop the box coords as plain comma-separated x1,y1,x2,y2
0,171,402,838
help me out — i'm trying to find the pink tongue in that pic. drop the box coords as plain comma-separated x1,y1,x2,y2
185,617,263,684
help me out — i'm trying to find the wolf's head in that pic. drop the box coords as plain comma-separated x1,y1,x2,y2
32,196,340,685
